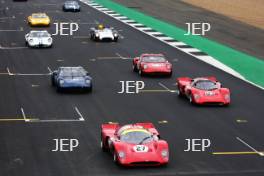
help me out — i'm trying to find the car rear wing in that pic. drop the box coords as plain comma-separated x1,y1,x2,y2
101,123,119,136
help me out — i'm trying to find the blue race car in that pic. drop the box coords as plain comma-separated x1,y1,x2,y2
51,67,92,92
63,1,81,12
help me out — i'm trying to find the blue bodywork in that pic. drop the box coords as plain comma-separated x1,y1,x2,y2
63,1,80,11
52,67,92,91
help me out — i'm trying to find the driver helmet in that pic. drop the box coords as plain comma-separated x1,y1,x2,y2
98,24,104,30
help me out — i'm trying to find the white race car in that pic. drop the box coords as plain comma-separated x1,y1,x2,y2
25,30,53,48
90,24,118,42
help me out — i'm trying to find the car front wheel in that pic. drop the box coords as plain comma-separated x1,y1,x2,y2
139,69,144,76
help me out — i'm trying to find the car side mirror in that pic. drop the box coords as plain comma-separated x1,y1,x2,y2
86,72,90,76
53,71,58,75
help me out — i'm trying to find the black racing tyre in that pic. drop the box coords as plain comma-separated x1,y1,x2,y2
113,152,118,164
139,69,144,76
189,95,194,105
56,86,62,92
51,76,56,86
168,71,172,78
132,64,138,72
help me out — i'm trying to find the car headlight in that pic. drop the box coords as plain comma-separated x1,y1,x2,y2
48,38,52,43
113,33,118,37
225,94,230,101
143,65,148,69
29,39,33,43
95,33,99,37
166,64,171,69
85,79,90,84
118,151,125,158
59,80,64,85
161,150,168,158
194,94,200,100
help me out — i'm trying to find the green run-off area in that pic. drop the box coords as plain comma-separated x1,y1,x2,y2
94,0,264,88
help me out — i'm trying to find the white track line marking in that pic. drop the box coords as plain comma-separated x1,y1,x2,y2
158,82,170,91
0,16,15,20
6,67,13,75
34,119,82,122
97,56,121,60
29,107,85,123
14,73,51,76
236,137,264,156
5,67,51,76
0,44,26,49
116,53,130,60
158,82,176,93
47,67,52,74
74,107,85,121
0,28,22,32
80,1,264,90
21,108,29,122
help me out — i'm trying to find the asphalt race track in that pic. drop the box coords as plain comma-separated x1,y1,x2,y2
0,0,264,176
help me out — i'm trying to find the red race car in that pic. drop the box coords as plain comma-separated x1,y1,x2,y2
132,53,172,77
176,77,230,105
101,122,169,166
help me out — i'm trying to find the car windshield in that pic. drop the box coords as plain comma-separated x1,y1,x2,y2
60,68,86,77
141,56,166,62
194,80,218,90
120,130,153,144
32,14,47,18
30,32,49,37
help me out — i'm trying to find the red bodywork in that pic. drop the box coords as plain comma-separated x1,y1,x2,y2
133,54,172,76
101,122,169,166
177,76,230,105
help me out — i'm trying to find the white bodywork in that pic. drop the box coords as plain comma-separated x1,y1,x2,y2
91,27,118,41
25,30,53,47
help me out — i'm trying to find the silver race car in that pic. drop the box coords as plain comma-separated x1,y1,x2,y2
25,30,53,48
90,24,118,42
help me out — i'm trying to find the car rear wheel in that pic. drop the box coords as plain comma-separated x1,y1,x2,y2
100,137,107,152
89,86,93,92
51,77,55,86
177,86,183,96
113,152,118,164
168,71,172,77
56,86,62,93
139,69,144,76
189,95,194,104
132,64,138,72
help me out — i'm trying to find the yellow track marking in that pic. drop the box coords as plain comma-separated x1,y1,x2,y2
0,118,38,122
236,119,248,123
212,151,264,155
158,120,168,124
